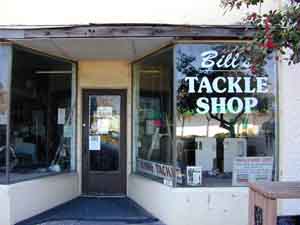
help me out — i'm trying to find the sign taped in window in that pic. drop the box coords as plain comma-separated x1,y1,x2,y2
89,135,101,151
232,157,273,186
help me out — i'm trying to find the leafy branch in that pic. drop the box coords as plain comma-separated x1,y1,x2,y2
221,0,264,11
221,0,300,72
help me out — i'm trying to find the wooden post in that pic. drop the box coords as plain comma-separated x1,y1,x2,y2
249,182,300,225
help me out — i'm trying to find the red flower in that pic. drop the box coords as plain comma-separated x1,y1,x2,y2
264,17,271,32
265,38,277,49
247,12,257,21
250,65,257,74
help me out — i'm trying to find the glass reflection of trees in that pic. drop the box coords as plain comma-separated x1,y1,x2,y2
175,44,276,187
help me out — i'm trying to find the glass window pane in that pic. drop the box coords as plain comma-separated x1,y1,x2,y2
88,95,121,171
9,47,75,182
0,44,12,184
133,48,174,183
175,44,277,187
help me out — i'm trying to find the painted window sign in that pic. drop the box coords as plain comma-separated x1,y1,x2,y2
200,50,251,69
133,44,277,187
136,158,175,180
175,44,277,187
176,44,274,115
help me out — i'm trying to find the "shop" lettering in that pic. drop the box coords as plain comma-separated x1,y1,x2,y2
184,72,268,114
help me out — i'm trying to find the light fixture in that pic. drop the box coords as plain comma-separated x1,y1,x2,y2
35,70,72,75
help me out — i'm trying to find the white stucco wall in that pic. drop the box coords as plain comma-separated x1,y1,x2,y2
0,173,79,225
278,61,300,215
1,0,279,26
0,185,10,225
9,173,79,225
128,175,249,225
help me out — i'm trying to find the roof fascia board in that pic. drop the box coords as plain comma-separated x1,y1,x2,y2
0,29,24,39
0,25,255,40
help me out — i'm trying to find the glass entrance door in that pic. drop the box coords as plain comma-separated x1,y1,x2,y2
82,89,126,195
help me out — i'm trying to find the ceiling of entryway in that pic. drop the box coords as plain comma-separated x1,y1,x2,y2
13,38,173,61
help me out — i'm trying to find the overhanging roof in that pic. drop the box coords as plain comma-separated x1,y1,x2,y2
0,24,254,61
0,23,254,39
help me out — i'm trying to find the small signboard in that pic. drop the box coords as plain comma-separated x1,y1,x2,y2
97,118,110,134
163,179,173,187
57,108,66,125
136,158,175,180
0,112,7,125
97,106,112,118
232,157,273,186
186,166,202,186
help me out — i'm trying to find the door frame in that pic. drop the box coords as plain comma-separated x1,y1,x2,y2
81,88,127,195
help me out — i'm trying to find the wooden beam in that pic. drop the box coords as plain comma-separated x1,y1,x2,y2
0,29,24,39
0,24,255,39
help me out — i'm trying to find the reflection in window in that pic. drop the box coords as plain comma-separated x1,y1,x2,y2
133,48,174,182
175,44,277,187
132,43,277,187
0,45,11,183
8,47,75,182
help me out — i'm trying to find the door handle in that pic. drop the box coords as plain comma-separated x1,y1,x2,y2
82,123,86,127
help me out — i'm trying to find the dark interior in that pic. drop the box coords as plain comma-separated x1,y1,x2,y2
7,47,73,179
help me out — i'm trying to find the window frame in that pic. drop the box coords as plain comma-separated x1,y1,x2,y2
0,43,13,184
131,45,175,183
131,40,279,188
2,43,78,184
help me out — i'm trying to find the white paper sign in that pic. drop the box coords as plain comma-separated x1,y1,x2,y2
89,135,101,151
97,107,112,118
57,108,66,125
64,125,73,138
97,119,110,134
163,179,173,187
0,112,7,125
186,166,202,186
232,157,273,186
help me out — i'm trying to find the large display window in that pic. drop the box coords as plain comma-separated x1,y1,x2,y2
133,42,278,187
132,48,174,183
0,44,76,184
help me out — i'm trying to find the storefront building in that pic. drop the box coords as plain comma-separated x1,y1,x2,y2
0,10,299,225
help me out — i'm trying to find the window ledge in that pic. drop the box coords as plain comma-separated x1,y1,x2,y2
1,171,78,185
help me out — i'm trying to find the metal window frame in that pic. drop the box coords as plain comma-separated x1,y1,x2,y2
5,44,13,184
